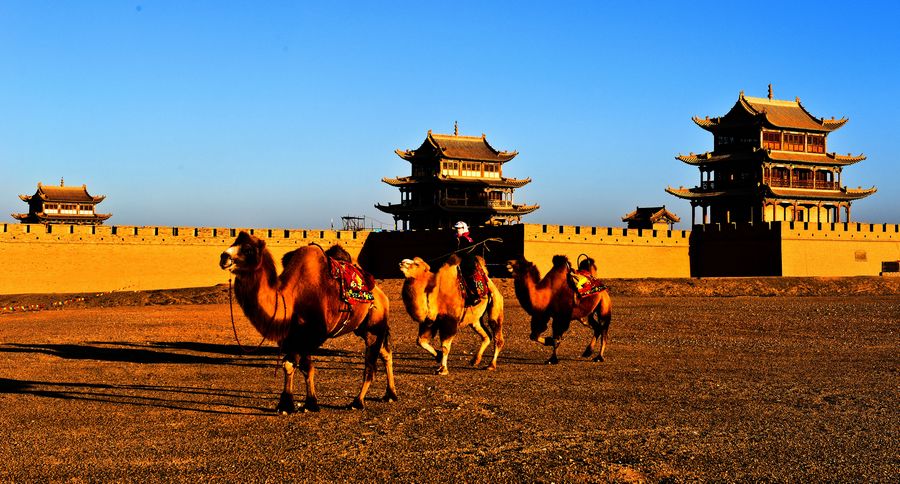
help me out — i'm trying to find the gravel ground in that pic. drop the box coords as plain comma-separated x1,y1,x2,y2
0,281,898,482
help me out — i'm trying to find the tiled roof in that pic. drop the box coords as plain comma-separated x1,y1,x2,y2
693,91,848,133
766,186,877,201
767,151,865,165
381,176,531,188
20,182,106,203
396,130,518,163
677,151,866,167
622,206,681,223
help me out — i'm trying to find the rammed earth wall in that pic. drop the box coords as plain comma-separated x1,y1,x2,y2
0,224,369,294
1,222,898,294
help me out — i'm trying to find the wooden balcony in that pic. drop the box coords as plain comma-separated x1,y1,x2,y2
767,179,838,190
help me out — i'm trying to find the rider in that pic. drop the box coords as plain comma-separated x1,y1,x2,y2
453,221,481,306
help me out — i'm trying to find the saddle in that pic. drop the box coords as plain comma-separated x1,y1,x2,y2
328,258,376,305
457,263,490,307
568,269,608,298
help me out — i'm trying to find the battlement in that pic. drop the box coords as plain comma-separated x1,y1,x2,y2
692,220,900,239
0,223,372,245
1,220,897,294
523,224,690,246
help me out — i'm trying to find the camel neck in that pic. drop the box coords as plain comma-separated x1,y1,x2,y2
234,253,293,342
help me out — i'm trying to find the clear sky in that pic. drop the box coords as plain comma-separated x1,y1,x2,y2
2,1,898,230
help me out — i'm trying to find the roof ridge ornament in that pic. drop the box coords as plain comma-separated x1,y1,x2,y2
60,177,65,187
454,121,458,136
768,84,773,100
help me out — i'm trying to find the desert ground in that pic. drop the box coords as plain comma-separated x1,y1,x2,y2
1,278,898,482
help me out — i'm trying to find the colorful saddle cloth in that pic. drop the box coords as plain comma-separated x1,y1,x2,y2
569,269,608,298
457,264,490,306
328,258,376,304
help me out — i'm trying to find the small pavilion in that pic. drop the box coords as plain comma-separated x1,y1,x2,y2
622,206,680,230
13,179,112,225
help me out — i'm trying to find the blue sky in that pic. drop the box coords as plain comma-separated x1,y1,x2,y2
2,1,898,229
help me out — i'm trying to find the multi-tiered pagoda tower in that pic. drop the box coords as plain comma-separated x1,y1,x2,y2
13,179,111,225
666,87,876,225
376,127,538,230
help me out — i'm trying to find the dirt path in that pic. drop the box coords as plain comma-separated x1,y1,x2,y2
1,286,898,481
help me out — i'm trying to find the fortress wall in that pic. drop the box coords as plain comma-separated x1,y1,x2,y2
520,224,691,278
3,221,897,294
0,224,369,294
779,222,900,276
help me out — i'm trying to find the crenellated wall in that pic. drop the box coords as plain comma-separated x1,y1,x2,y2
689,221,900,276
1,221,898,294
0,223,369,294
779,221,900,276
519,224,691,277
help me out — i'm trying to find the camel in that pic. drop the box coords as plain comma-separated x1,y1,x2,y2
398,254,504,375
507,255,612,364
219,231,397,413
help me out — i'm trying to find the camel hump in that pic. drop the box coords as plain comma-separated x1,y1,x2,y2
281,249,300,267
446,254,461,266
577,257,597,273
325,244,352,263
551,255,570,268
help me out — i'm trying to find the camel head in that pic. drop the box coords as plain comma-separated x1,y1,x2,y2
577,255,598,275
399,257,430,279
506,258,536,278
220,231,267,273
551,255,571,270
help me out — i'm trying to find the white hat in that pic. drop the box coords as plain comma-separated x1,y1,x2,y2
453,221,469,232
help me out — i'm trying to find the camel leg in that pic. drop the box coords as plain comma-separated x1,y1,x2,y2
592,311,611,363
352,331,379,410
380,328,398,402
435,317,458,375
299,353,319,412
529,314,551,345
277,353,300,414
486,313,504,371
468,319,491,368
529,315,559,364
545,317,571,365
582,312,599,358
437,336,455,375
417,320,441,362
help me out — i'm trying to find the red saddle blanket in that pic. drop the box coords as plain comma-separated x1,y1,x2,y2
457,264,490,305
569,269,608,298
328,258,376,304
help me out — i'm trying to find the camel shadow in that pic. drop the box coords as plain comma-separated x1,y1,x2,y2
0,342,240,365
0,341,351,368
0,377,273,415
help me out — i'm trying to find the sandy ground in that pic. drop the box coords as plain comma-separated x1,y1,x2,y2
0,279,898,482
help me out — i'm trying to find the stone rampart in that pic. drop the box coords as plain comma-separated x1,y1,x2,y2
779,221,900,276
520,224,691,277
0,223,369,294
2,221,897,294
688,221,900,277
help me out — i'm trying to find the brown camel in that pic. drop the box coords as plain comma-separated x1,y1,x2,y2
219,231,397,413
507,255,612,364
398,254,504,375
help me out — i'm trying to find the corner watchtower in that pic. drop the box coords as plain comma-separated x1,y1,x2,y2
666,87,875,225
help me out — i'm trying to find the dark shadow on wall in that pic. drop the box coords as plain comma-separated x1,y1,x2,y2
357,224,525,279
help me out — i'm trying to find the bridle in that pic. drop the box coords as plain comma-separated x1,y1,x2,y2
227,277,272,354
